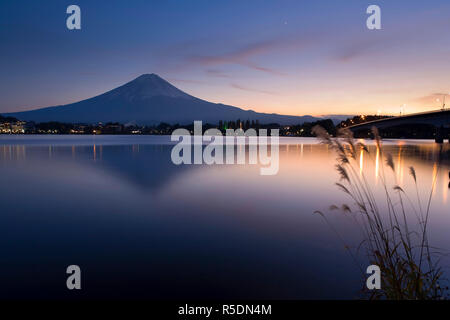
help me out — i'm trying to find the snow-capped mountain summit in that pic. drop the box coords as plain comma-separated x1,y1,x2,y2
4,74,319,125
106,74,194,101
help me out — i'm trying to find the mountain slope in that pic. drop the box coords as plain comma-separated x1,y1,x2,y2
4,74,319,125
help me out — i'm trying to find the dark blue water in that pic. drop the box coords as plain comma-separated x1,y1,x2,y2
0,135,448,299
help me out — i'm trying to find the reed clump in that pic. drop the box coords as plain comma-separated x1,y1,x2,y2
313,125,447,300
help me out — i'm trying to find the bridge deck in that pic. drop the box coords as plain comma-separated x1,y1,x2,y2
347,109,450,131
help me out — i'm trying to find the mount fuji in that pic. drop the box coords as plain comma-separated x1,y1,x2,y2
4,74,319,125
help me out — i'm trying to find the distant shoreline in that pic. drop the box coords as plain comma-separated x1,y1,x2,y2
0,113,445,140
0,133,441,142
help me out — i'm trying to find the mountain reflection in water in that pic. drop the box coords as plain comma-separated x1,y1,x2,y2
0,136,448,299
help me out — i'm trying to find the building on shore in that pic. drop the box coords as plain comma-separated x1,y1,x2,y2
0,121,28,134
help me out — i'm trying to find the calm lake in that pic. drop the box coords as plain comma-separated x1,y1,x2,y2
0,135,449,299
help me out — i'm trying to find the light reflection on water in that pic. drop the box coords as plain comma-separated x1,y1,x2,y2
0,136,448,299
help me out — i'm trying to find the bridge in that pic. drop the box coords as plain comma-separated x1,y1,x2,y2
347,109,450,143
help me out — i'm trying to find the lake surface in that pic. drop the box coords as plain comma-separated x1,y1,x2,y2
0,135,449,299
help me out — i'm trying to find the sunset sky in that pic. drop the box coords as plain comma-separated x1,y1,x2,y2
1,0,450,116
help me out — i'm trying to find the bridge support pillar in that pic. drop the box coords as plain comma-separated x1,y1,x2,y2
435,126,445,143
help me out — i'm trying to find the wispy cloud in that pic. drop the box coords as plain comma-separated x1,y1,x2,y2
334,9,450,63
188,40,284,75
168,78,210,85
185,35,314,75
205,69,232,78
230,83,278,95
414,92,448,106
335,39,383,62
158,31,319,77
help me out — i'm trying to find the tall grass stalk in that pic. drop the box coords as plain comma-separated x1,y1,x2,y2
313,126,447,300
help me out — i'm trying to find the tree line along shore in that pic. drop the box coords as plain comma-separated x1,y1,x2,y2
5,114,440,139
